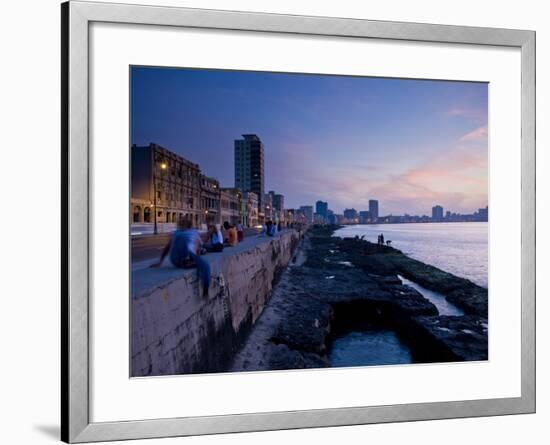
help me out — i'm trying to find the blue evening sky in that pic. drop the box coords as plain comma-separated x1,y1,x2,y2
131,66,488,215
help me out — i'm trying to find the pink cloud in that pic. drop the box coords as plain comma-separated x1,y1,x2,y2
460,126,488,143
362,146,488,214
267,140,487,215
446,107,487,123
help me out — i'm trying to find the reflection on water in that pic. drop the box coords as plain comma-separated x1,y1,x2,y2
329,329,413,367
398,275,464,316
335,222,488,288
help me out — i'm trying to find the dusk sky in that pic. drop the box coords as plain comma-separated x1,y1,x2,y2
131,66,488,216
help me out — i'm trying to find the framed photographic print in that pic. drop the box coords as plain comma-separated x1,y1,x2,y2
61,1,535,442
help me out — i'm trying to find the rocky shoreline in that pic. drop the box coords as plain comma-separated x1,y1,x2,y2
230,225,488,372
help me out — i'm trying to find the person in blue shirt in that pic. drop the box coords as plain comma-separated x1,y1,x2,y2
151,218,212,296
204,224,224,252
265,220,273,237
266,220,278,236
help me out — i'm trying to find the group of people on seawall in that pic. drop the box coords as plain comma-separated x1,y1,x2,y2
150,218,247,297
262,220,283,237
149,217,300,297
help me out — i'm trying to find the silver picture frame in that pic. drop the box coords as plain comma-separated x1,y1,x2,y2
61,1,536,442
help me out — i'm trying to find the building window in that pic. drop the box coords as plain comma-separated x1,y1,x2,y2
133,206,142,223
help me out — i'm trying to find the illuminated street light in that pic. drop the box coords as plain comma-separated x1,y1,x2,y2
153,158,167,235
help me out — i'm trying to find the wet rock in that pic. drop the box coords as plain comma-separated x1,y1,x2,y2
377,275,403,286
232,225,488,372
268,343,330,370
409,315,488,362
270,293,332,354
387,284,439,317
302,351,331,368
336,233,488,318
269,344,307,370
446,286,488,318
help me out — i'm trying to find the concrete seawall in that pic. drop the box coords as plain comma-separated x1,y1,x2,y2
131,230,301,376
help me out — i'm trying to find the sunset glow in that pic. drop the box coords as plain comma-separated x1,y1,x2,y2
131,67,488,215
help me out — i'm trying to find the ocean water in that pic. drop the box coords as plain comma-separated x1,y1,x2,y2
398,275,464,316
329,330,413,368
335,222,488,288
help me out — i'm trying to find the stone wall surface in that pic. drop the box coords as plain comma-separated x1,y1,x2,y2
131,230,301,376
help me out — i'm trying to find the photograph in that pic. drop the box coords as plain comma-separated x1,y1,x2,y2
130,66,489,377
1,0,542,443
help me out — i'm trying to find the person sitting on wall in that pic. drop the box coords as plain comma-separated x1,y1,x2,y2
204,224,224,253
222,221,230,242
265,220,274,237
236,223,244,242
150,217,211,297
223,221,239,247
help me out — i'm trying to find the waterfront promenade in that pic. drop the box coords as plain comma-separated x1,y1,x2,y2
131,227,263,270
132,228,291,298
131,228,302,376
131,224,487,376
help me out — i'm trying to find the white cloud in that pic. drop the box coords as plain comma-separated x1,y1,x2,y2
460,126,488,143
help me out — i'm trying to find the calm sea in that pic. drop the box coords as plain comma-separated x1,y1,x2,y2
334,222,488,288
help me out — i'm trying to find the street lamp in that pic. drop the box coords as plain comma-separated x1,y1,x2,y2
153,160,167,235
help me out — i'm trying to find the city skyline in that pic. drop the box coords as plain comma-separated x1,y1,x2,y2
131,66,488,215
131,138,487,224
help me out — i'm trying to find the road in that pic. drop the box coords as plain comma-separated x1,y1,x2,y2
132,233,173,262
